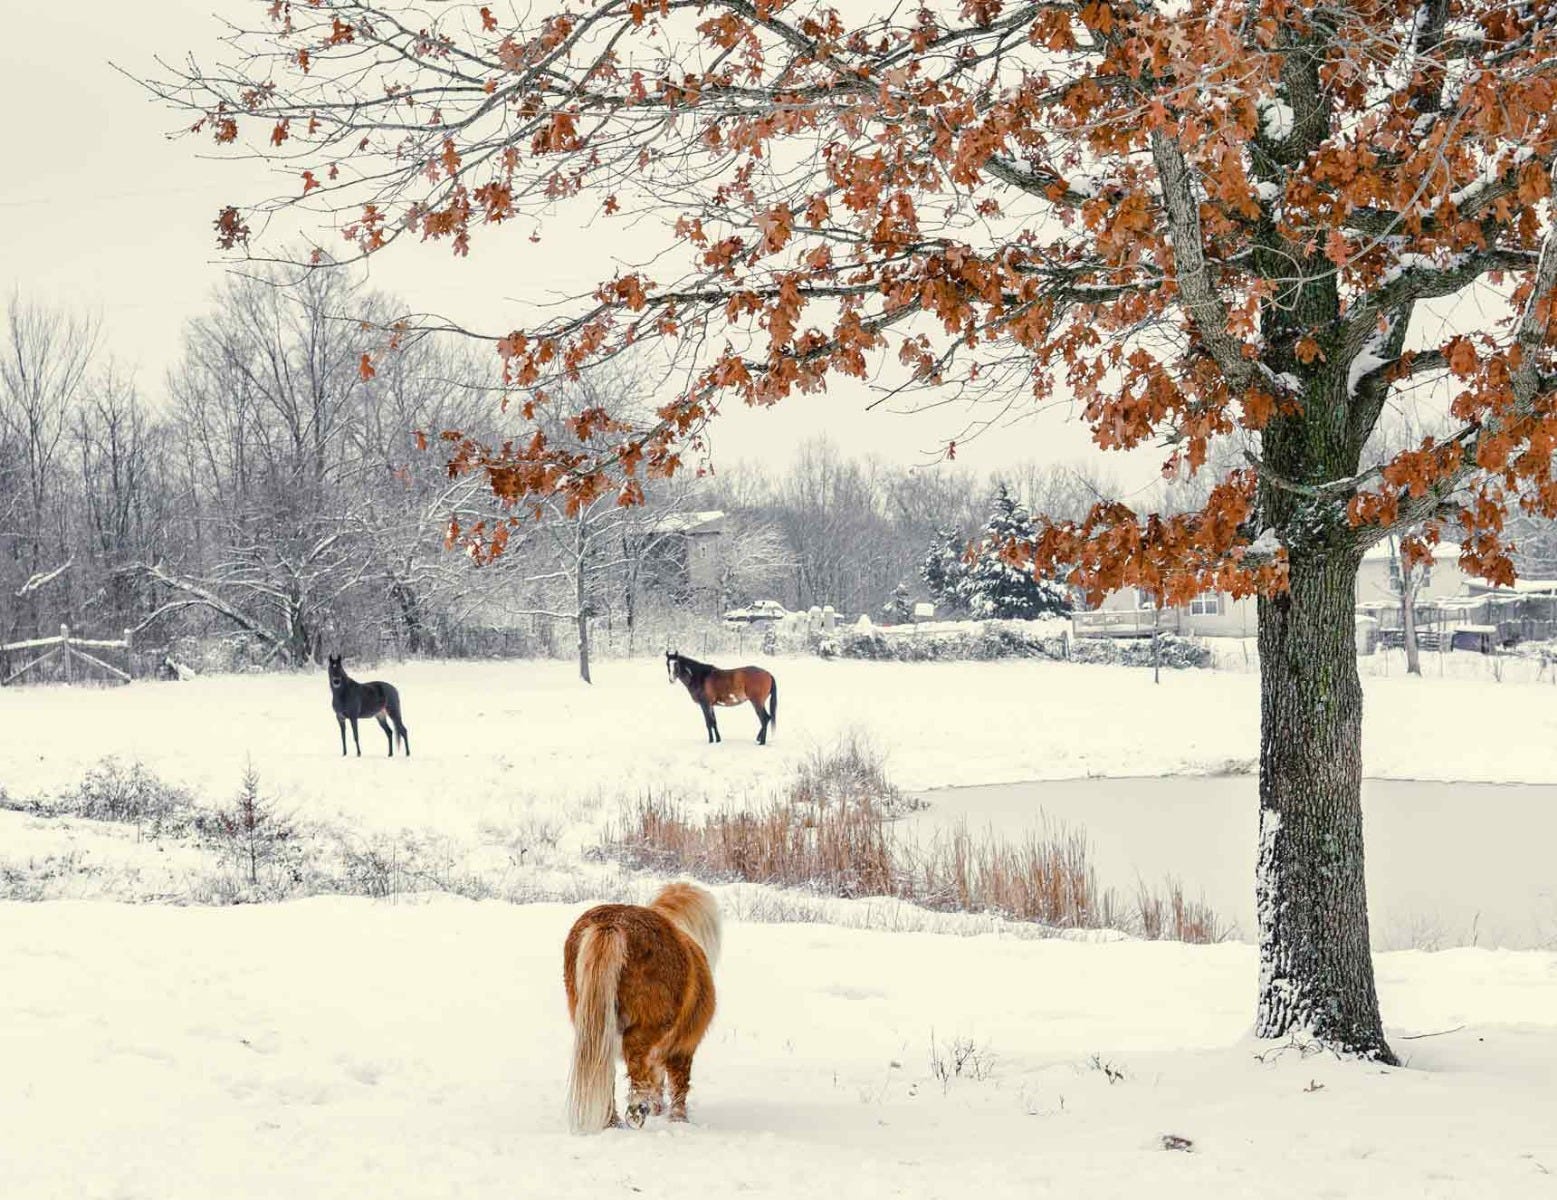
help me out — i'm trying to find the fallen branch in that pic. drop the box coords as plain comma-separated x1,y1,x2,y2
15,560,73,598
128,563,288,654
1398,1025,1466,1040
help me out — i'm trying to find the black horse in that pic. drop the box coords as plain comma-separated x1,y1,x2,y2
327,654,410,757
666,650,778,745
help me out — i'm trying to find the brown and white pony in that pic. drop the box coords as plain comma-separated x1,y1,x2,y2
666,650,778,745
563,882,721,1133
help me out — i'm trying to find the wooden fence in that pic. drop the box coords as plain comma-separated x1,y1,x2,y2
1072,608,1169,639
1,625,136,687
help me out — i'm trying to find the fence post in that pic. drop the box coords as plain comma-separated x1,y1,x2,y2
123,628,134,681
60,624,72,685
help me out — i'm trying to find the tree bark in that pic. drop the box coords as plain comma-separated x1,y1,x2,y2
575,531,592,684
1255,549,1395,1062
1401,578,1421,676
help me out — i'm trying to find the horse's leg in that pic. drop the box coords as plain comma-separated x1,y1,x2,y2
750,697,768,745
337,714,347,756
708,706,721,744
701,703,716,743
665,1051,695,1122
350,716,362,757
376,712,394,757
622,1027,661,1128
650,1058,667,1116
387,693,410,757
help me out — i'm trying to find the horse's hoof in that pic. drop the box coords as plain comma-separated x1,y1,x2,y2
625,1102,650,1129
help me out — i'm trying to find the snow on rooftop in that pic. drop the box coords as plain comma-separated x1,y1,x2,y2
1360,540,1462,562
647,509,725,534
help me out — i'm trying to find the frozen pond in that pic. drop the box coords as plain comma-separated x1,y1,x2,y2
909,776,1557,951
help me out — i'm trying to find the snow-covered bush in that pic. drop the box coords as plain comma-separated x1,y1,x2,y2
824,620,1212,668
11,756,200,838
827,619,1070,662
1069,635,1213,670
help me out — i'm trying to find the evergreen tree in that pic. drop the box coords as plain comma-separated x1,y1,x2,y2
920,528,968,616
881,582,915,624
960,487,1072,620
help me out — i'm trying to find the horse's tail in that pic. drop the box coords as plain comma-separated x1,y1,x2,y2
767,674,777,733
567,924,625,1133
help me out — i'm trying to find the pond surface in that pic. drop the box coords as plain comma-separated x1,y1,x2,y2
909,776,1557,950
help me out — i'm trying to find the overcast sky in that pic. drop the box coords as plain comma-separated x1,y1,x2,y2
0,1,1173,490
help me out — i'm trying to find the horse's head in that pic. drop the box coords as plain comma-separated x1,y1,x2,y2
327,654,344,688
665,650,681,685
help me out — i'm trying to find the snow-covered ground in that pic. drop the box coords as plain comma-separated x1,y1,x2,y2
5,655,1557,1197
4,653,1556,813
2,897,1554,1200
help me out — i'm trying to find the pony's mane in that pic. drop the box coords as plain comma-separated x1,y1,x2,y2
651,882,721,969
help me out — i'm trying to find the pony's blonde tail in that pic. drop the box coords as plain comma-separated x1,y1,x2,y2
567,925,625,1133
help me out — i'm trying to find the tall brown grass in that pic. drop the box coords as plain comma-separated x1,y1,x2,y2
617,791,896,899
1135,876,1226,943
605,744,1227,944
907,823,1124,930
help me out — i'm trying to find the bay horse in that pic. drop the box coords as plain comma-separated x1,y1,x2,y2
326,654,410,757
564,882,721,1133
665,650,777,745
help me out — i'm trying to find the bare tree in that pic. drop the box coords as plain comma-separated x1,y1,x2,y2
0,296,99,635
151,268,520,662
704,517,792,614
1362,410,1456,675
515,376,706,681
1010,462,1121,526
1383,533,1427,676
773,440,898,613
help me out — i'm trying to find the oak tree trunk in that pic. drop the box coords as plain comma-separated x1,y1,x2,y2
1255,549,1395,1062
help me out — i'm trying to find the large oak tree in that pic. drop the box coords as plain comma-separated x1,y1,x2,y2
150,0,1557,1060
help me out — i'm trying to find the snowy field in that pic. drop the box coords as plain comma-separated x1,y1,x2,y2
4,652,1557,810
2,897,1555,1199
4,655,1557,1197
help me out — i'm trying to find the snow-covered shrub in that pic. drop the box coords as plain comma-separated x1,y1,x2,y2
19,757,200,838
790,732,922,819
825,619,1069,662
1068,634,1212,670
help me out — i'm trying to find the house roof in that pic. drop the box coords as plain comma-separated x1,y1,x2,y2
1467,578,1557,595
1360,540,1462,563
647,510,725,535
